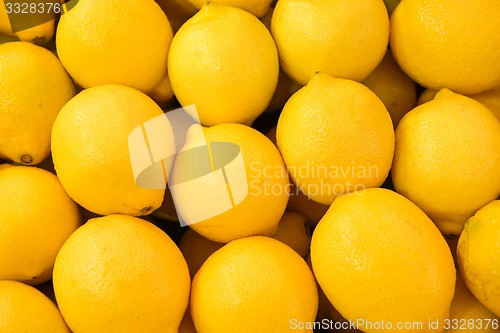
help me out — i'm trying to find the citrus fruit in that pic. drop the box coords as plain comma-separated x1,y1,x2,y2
458,200,500,317
271,0,389,85
191,236,318,332
446,271,499,333
186,0,272,18
270,210,310,258
392,89,500,235
286,185,330,226
179,227,225,278
362,48,417,128
311,188,456,333
470,87,500,122
170,123,289,243
416,89,438,105
0,41,75,165
56,0,173,94
418,87,500,123
276,72,394,205
266,126,330,225
0,166,81,285
0,280,70,332
152,188,179,222
53,214,190,333
168,2,279,126
155,0,197,33
0,0,57,45
51,84,166,216
390,0,500,94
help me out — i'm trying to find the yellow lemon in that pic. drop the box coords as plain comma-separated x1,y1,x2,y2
390,0,500,95
155,0,197,33
152,188,179,222
418,88,500,124
0,0,56,45
458,200,500,317
0,163,13,171
53,214,190,333
276,72,394,205
168,3,279,126
305,255,362,333
0,280,69,332
271,210,310,258
286,185,330,226
51,84,166,216
0,166,81,285
187,0,272,18
265,126,330,225
0,42,75,165
470,87,500,122
446,271,499,333
311,188,456,333
179,228,225,279
56,0,172,94
416,89,438,106
191,236,318,332
271,0,389,85
392,89,500,235
170,123,289,243
362,48,417,128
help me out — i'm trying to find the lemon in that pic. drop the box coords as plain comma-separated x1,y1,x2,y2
179,228,225,278
0,166,81,285
418,88,500,123
51,84,166,216
311,188,456,333
168,3,279,126
152,188,179,222
53,214,191,333
147,71,176,108
271,210,310,258
305,255,362,333
191,236,318,332
458,200,500,317
416,89,438,106
362,49,417,128
155,0,197,33
0,280,70,332
390,0,500,95
0,42,75,165
286,184,330,226
170,123,289,243
446,271,499,333
0,163,13,171
266,126,330,225
470,88,500,122
0,0,56,45
276,72,394,205
271,0,389,85
392,89,500,235
187,0,272,18
56,0,173,94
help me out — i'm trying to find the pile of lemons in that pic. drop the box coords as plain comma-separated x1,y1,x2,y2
1,0,500,332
